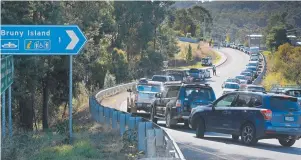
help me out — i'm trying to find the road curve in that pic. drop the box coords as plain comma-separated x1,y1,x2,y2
101,48,301,160
161,48,301,160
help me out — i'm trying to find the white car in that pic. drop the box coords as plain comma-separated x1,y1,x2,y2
222,82,240,95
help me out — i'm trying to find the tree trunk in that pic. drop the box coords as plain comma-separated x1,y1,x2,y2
42,73,50,130
19,96,33,131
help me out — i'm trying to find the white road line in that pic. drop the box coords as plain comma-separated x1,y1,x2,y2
178,142,229,160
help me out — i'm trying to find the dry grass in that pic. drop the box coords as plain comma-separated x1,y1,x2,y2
2,107,128,160
170,41,221,69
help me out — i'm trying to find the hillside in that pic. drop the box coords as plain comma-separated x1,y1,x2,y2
173,1,301,42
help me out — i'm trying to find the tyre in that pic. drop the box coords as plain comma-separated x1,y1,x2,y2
232,135,239,141
240,123,258,145
278,138,296,147
184,121,189,128
166,111,176,128
196,118,205,138
150,106,158,124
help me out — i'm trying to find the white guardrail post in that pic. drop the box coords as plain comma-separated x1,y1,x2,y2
90,81,185,159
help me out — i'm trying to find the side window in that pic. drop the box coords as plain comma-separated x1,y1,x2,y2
249,95,263,107
233,94,252,107
215,94,237,107
166,86,180,98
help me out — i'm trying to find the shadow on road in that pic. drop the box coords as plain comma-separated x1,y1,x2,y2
200,136,301,156
158,121,301,156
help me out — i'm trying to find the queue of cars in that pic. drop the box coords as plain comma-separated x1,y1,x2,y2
125,49,300,147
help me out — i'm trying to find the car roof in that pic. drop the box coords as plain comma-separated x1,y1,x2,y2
138,80,163,85
225,82,239,85
249,61,259,63
232,91,297,98
247,85,263,88
236,75,245,77
152,75,170,78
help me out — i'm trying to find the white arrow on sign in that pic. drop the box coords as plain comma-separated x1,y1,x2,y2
66,30,79,50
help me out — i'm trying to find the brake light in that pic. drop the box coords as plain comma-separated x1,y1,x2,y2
176,100,182,107
260,109,272,120
134,94,138,102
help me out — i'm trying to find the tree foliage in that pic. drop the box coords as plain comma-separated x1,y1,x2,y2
1,1,176,131
186,44,193,63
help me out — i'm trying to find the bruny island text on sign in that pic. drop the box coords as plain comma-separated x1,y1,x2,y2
0,25,87,55
1,30,51,37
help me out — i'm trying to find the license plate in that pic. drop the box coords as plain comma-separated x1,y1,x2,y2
285,116,294,122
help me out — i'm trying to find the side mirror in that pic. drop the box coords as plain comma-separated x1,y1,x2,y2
127,89,132,92
155,93,161,98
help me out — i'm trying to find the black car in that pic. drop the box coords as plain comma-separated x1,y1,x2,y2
150,82,216,128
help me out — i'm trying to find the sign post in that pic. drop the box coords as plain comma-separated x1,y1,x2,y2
0,25,87,143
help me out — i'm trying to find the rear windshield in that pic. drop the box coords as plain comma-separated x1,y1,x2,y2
185,87,215,101
241,72,252,76
286,90,301,98
269,97,300,111
169,74,183,81
236,76,246,80
152,76,167,82
189,69,199,73
224,83,240,89
248,87,265,92
137,85,161,92
226,79,237,83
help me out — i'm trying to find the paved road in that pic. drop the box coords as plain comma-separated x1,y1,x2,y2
101,48,301,160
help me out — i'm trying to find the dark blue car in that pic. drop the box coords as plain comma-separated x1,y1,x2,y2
189,91,301,146
151,82,216,128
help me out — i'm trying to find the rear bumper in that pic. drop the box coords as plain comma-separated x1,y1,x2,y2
134,103,152,113
258,126,301,139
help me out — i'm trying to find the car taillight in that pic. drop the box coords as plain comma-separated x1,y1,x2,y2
176,100,182,107
134,94,138,102
260,109,272,120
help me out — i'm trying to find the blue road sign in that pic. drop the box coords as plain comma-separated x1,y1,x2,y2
0,25,87,55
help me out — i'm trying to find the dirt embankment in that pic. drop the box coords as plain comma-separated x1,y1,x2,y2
169,41,220,68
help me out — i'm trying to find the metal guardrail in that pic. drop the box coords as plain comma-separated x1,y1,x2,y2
252,52,267,85
91,81,185,160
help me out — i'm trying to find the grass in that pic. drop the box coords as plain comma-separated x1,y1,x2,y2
170,41,221,69
2,107,130,160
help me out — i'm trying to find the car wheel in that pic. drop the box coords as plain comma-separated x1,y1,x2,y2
184,121,189,128
232,135,239,141
278,138,296,147
150,106,158,124
241,123,258,145
196,118,205,138
166,111,176,128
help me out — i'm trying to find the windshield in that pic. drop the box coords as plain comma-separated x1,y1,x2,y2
185,87,215,101
137,85,161,92
269,97,300,111
224,83,240,89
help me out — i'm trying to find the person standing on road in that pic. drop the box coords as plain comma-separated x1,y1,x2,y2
212,65,217,76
